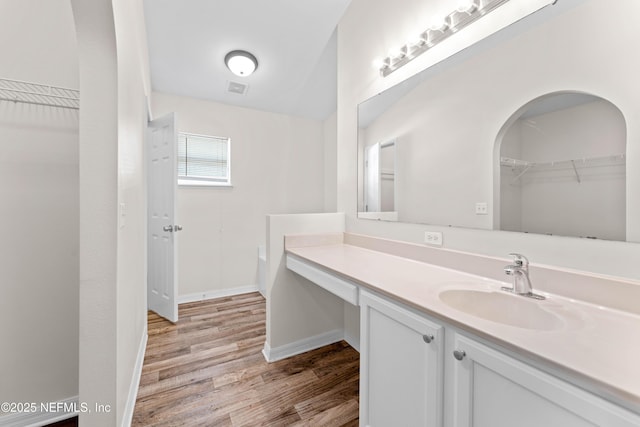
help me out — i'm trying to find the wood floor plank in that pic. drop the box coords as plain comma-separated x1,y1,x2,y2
157,342,260,381
136,350,267,400
290,399,359,427
144,326,222,354
294,375,360,420
132,292,359,426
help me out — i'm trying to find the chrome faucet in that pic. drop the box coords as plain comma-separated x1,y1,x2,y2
501,253,545,300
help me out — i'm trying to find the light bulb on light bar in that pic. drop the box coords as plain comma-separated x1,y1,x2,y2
388,47,406,63
372,58,386,69
457,0,478,13
429,15,449,31
407,35,425,49
377,0,515,77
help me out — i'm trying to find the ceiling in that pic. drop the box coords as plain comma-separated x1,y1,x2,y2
143,0,351,121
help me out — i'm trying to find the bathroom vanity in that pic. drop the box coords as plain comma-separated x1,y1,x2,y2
285,232,640,427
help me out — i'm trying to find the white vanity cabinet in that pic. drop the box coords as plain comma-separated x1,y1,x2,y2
359,289,444,427
449,333,640,427
359,290,640,427
283,248,640,427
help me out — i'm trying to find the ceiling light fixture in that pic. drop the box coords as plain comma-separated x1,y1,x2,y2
378,0,522,77
225,50,258,77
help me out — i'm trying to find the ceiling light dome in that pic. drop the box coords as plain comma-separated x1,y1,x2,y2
225,50,258,77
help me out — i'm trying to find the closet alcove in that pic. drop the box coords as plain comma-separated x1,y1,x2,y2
497,92,626,241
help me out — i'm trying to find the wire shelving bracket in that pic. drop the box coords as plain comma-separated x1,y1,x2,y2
0,77,79,110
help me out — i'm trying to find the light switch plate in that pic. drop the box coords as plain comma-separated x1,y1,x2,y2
424,231,443,246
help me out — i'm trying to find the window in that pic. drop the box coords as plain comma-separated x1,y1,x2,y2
177,132,231,186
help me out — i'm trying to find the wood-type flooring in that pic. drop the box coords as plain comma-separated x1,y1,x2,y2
132,292,359,426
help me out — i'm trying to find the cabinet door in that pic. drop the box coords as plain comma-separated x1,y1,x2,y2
450,333,640,427
360,290,444,427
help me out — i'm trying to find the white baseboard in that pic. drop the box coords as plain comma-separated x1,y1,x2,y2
262,328,344,362
0,396,78,427
344,330,360,353
178,285,259,304
121,327,148,427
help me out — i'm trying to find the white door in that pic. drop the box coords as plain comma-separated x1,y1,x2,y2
360,290,444,426
364,142,381,212
147,113,179,323
450,333,640,427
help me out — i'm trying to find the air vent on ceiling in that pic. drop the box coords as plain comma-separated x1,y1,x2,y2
227,81,248,95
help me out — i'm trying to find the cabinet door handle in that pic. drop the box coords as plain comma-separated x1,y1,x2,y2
422,334,434,344
453,350,466,361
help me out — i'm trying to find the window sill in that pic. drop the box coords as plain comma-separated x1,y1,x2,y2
178,179,233,188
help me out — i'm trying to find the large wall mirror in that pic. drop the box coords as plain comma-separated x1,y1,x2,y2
357,0,639,242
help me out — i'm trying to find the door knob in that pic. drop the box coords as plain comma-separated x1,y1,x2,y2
174,225,183,232
422,334,434,344
163,225,173,232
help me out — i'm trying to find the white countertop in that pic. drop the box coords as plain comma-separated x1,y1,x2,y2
286,241,640,413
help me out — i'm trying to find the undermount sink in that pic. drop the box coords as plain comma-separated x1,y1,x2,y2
439,289,563,331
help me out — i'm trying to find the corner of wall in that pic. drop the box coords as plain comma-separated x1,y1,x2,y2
343,302,360,352
121,327,148,427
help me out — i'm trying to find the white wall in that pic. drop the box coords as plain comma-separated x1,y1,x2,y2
152,92,326,299
324,111,338,212
0,0,79,87
0,0,79,416
338,0,640,280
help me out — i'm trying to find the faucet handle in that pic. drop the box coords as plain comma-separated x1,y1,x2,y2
508,253,529,268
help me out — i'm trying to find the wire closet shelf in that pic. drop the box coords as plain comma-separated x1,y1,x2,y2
0,77,79,109
501,153,626,184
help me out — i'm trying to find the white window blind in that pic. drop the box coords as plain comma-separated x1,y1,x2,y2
178,133,231,186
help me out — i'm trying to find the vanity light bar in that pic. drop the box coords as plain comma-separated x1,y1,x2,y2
379,0,511,77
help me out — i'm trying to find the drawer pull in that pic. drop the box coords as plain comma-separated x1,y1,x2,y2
422,334,434,344
453,350,466,361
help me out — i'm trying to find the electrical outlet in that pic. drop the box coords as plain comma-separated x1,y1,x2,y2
424,231,443,246
475,202,488,215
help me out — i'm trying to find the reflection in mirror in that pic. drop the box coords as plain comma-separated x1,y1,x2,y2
362,140,397,221
357,0,638,242
497,93,626,240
